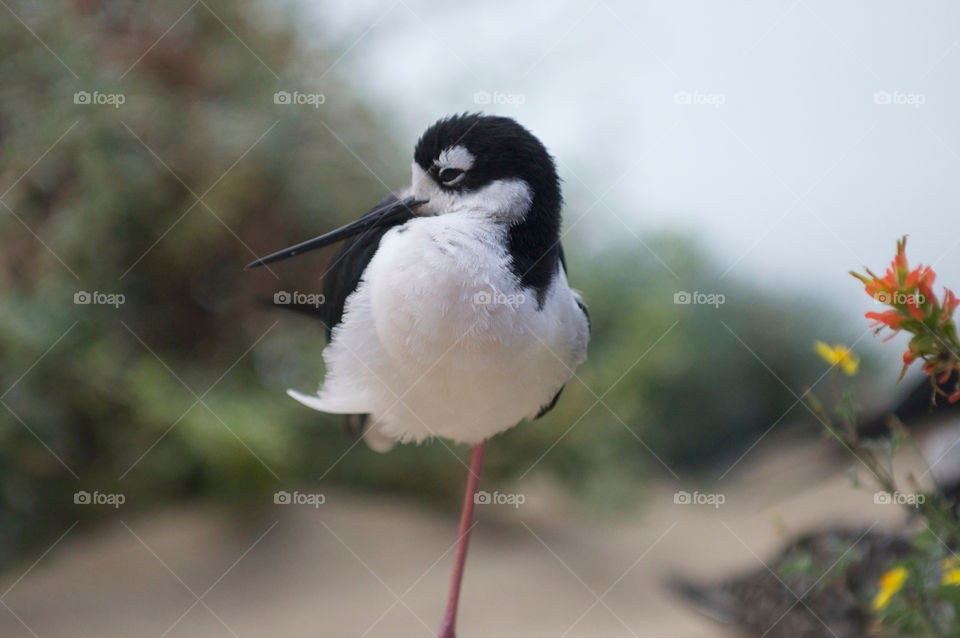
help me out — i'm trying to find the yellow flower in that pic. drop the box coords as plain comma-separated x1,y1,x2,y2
872,566,907,610
941,557,960,585
814,341,860,376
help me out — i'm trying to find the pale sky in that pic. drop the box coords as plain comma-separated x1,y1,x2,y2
291,0,960,317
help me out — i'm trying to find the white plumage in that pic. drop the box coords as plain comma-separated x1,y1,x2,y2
289,205,589,448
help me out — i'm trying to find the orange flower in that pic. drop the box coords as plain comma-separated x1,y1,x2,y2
945,289,959,316
852,236,960,396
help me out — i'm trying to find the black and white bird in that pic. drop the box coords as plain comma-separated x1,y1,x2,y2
247,114,590,637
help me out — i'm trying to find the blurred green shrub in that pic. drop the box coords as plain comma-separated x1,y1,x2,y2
1,0,855,565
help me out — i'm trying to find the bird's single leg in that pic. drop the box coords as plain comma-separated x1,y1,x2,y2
437,440,487,638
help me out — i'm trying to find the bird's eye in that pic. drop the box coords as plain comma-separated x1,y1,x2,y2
438,167,465,185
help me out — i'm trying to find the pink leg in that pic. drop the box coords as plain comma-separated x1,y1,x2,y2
437,441,487,638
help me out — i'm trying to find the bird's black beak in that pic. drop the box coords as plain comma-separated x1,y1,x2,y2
245,196,427,270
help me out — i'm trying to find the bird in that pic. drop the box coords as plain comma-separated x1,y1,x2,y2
246,113,590,637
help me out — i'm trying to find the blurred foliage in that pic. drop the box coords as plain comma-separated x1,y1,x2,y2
1,0,856,565
807,239,960,637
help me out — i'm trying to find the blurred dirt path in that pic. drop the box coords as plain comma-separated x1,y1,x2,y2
0,434,914,637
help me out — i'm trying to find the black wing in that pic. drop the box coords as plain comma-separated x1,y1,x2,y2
318,193,413,338
266,193,413,337
535,386,564,419
271,194,413,438
534,243,590,420
319,194,414,436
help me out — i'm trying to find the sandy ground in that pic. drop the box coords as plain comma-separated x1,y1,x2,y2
0,431,923,638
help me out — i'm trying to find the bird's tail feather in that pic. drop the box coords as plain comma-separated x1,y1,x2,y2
286,389,395,453
286,388,363,414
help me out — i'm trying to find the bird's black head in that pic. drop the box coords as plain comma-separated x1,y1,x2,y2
246,114,568,303
413,114,564,300
413,114,561,222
